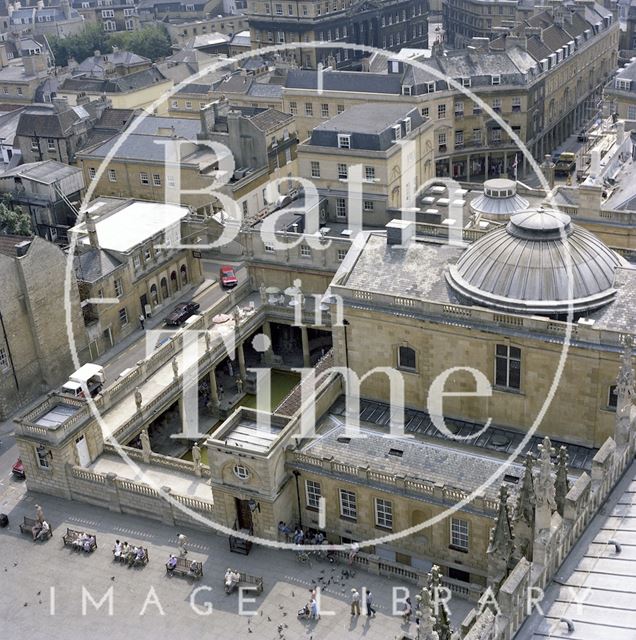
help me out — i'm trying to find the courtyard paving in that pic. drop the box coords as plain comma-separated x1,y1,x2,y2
0,488,474,640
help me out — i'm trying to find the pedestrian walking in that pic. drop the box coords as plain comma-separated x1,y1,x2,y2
310,597,319,620
139,313,145,330
365,589,376,617
402,596,412,622
350,588,361,616
218,383,224,398
177,532,188,556
348,541,360,565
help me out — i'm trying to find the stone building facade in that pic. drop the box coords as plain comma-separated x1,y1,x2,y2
246,0,429,68
0,235,88,419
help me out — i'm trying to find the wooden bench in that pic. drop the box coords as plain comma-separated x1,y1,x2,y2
166,556,202,580
114,546,149,567
62,528,97,552
225,572,263,595
19,517,53,541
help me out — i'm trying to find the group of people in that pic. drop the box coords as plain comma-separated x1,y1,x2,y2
73,532,96,553
223,568,241,593
350,588,376,618
112,540,146,566
165,554,200,576
298,587,320,621
30,504,50,542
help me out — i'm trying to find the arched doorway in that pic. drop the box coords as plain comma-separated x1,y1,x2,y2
160,277,169,300
150,283,159,306
170,270,178,294
180,264,188,286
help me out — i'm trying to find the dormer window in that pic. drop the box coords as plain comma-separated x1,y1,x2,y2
392,124,402,141
491,74,501,86
403,117,411,134
426,81,435,93
616,79,632,91
402,85,412,96
462,77,471,88
337,133,351,149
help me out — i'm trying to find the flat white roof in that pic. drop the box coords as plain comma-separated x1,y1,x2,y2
78,201,189,253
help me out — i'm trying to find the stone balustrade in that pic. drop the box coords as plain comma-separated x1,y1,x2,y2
289,450,498,515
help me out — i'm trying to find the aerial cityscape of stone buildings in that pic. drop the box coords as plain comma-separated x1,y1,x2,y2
0,1,635,640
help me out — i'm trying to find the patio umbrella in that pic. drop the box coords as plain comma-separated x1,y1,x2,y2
284,286,301,297
212,313,230,324
265,286,281,295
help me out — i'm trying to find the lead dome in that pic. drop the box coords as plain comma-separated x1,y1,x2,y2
446,207,627,316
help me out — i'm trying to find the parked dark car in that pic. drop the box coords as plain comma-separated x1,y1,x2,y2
165,302,200,326
219,265,238,289
12,458,25,479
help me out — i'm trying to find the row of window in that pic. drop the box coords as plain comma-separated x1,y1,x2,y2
305,480,469,549
435,126,520,150
104,19,135,30
88,167,174,188
310,161,376,181
289,102,346,117
263,241,349,262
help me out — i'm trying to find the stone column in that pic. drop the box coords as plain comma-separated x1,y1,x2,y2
301,326,310,367
237,341,247,379
466,154,471,181
262,321,273,365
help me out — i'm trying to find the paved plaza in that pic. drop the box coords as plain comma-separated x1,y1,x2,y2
0,485,473,640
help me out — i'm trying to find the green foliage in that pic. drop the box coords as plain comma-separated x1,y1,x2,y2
109,24,173,62
0,202,32,236
49,24,172,68
49,24,110,68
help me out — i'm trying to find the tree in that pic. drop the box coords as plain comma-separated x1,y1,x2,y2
0,202,32,236
49,24,110,68
109,24,172,62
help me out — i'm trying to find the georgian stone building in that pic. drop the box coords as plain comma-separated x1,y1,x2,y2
246,0,429,68
282,2,618,176
0,234,88,419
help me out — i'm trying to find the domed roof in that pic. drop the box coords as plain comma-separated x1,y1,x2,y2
446,207,626,315
470,178,529,218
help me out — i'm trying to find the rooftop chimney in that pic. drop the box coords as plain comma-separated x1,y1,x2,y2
386,219,415,247
86,215,99,249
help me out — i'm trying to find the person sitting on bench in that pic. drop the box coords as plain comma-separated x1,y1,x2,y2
31,521,43,541
131,547,145,565
35,521,50,541
83,535,95,552
188,560,199,576
74,532,88,550
166,554,177,572
113,540,123,559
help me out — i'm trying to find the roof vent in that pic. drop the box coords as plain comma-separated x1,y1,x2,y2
386,219,415,247
388,448,404,457
15,240,31,257
336,437,351,444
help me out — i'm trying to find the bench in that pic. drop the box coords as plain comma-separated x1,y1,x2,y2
113,546,149,567
62,528,97,552
166,556,202,580
224,572,263,595
19,517,53,541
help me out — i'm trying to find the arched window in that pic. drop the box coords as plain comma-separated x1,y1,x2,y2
170,270,178,294
150,283,158,306
160,277,169,299
180,264,188,286
397,345,416,371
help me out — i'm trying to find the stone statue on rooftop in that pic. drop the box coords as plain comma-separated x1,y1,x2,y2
259,283,267,304
134,387,142,412
191,443,201,477
204,331,211,353
140,428,151,464
172,357,179,380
